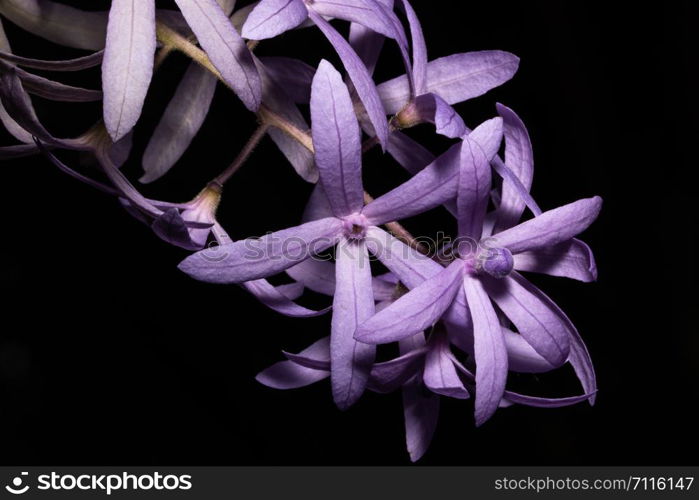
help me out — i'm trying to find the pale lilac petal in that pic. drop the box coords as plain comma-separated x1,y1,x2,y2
355,260,464,344
331,238,376,409
423,332,470,399
287,253,395,300
255,56,317,182
363,141,460,225
400,334,439,462
503,328,556,373
308,10,389,148
503,391,596,408
175,0,261,111
412,93,466,138
282,336,331,370
493,103,534,233
17,67,102,102
364,226,443,289
462,275,508,426
367,345,429,393
491,197,603,255
0,0,108,50
286,258,336,296
311,0,401,40
371,275,396,301
33,140,118,195
514,238,598,282
256,337,330,389
378,51,520,114
302,184,334,222
0,62,66,145
277,282,305,300
311,60,364,217
348,18,385,76
241,0,307,40
457,133,491,239
398,0,427,94
151,208,204,250
387,131,434,175
363,117,502,226
0,22,33,144
243,278,330,317
141,63,217,183
484,273,571,367
531,287,597,405
442,287,473,350
101,0,155,141
0,49,104,72
259,56,314,103
0,143,38,158
178,217,344,284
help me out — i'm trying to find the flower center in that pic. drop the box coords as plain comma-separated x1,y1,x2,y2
476,246,514,278
342,213,369,240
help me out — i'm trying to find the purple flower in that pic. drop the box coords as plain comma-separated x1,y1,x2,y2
355,105,602,425
178,60,502,408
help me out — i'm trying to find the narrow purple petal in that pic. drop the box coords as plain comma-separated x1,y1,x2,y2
301,184,334,222
311,0,401,40
423,332,470,399
0,20,32,144
151,208,203,250
141,63,217,183
387,131,435,175
514,238,598,282
411,93,466,138
241,0,307,40
259,56,315,103
286,258,336,296
282,337,331,370
255,56,318,182
503,390,596,408
457,133,492,239
175,0,261,111
18,67,102,102
0,143,38,158
102,0,156,141
311,60,364,217
355,260,464,344
503,328,556,373
378,51,520,114
400,334,439,462
178,217,344,284
348,18,385,76
331,238,376,410
365,226,443,289
363,141,461,225
0,0,108,50
492,103,535,233
462,275,508,426
367,345,429,393
0,49,104,72
491,197,603,255
308,10,389,148
363,117,501,226
243,278,330,317
484,273,571,367
256,337,330,389
398,0,427,95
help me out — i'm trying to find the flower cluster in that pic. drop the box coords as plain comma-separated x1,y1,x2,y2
0,0,602,461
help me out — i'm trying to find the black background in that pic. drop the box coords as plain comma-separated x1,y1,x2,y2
1,0,697,465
